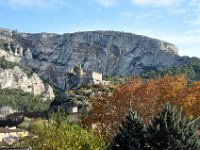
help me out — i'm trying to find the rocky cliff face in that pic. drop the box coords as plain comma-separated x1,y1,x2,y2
0,106,17,118
0,28,182,90
0,66,55,100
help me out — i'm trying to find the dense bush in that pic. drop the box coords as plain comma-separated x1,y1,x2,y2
0,56,34,79
0,56,17,69
111,103,200,150
147,103,200,150
0,88,50,112
141,57,200,83
111,112,146,150
0,57,50,112
28,113,105,150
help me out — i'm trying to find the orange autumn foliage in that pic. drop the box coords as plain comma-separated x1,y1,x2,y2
83,75,200,140
83,78,143,140
181,82,200,118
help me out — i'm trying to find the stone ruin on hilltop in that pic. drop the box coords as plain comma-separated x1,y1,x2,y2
66,65,110,90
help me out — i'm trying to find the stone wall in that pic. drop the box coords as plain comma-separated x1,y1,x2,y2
92,71,102,83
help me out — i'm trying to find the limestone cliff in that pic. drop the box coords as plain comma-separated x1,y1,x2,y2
0,106,17,118
0,28,184,90
0,66,55,100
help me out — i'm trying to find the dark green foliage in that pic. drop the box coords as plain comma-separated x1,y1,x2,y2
46,81,63,97
0,44,3,49
0,88,50,112
0,56,34,77
147,103,200,150
111,103,200,150
0,39,5,49
0,56,17,69
28,113,105,150
73,65,81,73
103,75,126,84
141,57,200,83
0,57,50,112
111,112,146,150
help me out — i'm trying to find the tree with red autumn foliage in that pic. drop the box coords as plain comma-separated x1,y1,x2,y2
83,75,200,140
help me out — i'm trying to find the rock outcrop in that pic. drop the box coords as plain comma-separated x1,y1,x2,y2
0,66,55,100
0,106,17,118
0,28,184,90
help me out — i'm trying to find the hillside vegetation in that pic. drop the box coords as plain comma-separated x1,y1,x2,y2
0,56,34,77
0,88,50,112
83,75,200,141
141,57,200,83
0,57,52,112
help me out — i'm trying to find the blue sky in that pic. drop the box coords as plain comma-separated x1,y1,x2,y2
0,0,200,58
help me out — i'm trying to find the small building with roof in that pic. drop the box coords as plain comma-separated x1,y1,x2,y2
66,65,109,90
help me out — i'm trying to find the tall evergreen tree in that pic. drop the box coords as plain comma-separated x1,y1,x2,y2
147,103,200,150
110,111,146,150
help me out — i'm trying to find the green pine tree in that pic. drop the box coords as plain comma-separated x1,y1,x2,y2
110,111,147,150
147,103,200,150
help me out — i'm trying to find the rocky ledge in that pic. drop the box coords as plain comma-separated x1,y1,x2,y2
0,28,184,90
0,66,55,100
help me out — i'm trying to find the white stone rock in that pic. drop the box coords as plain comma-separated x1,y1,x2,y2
0,29,183,90
0,66,55,100
0,106,17,118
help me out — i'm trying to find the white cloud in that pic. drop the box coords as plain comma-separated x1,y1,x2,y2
155,35,200,57
119,12,133,18
1,0,69,9
186,1,200,27
96,0,117,8
190,0,200,6
189,15,200,26
136,11,163,19
159,35,200,57
131,0,181,7
185,29,200,35
131,29,200,58
168,8,186,15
